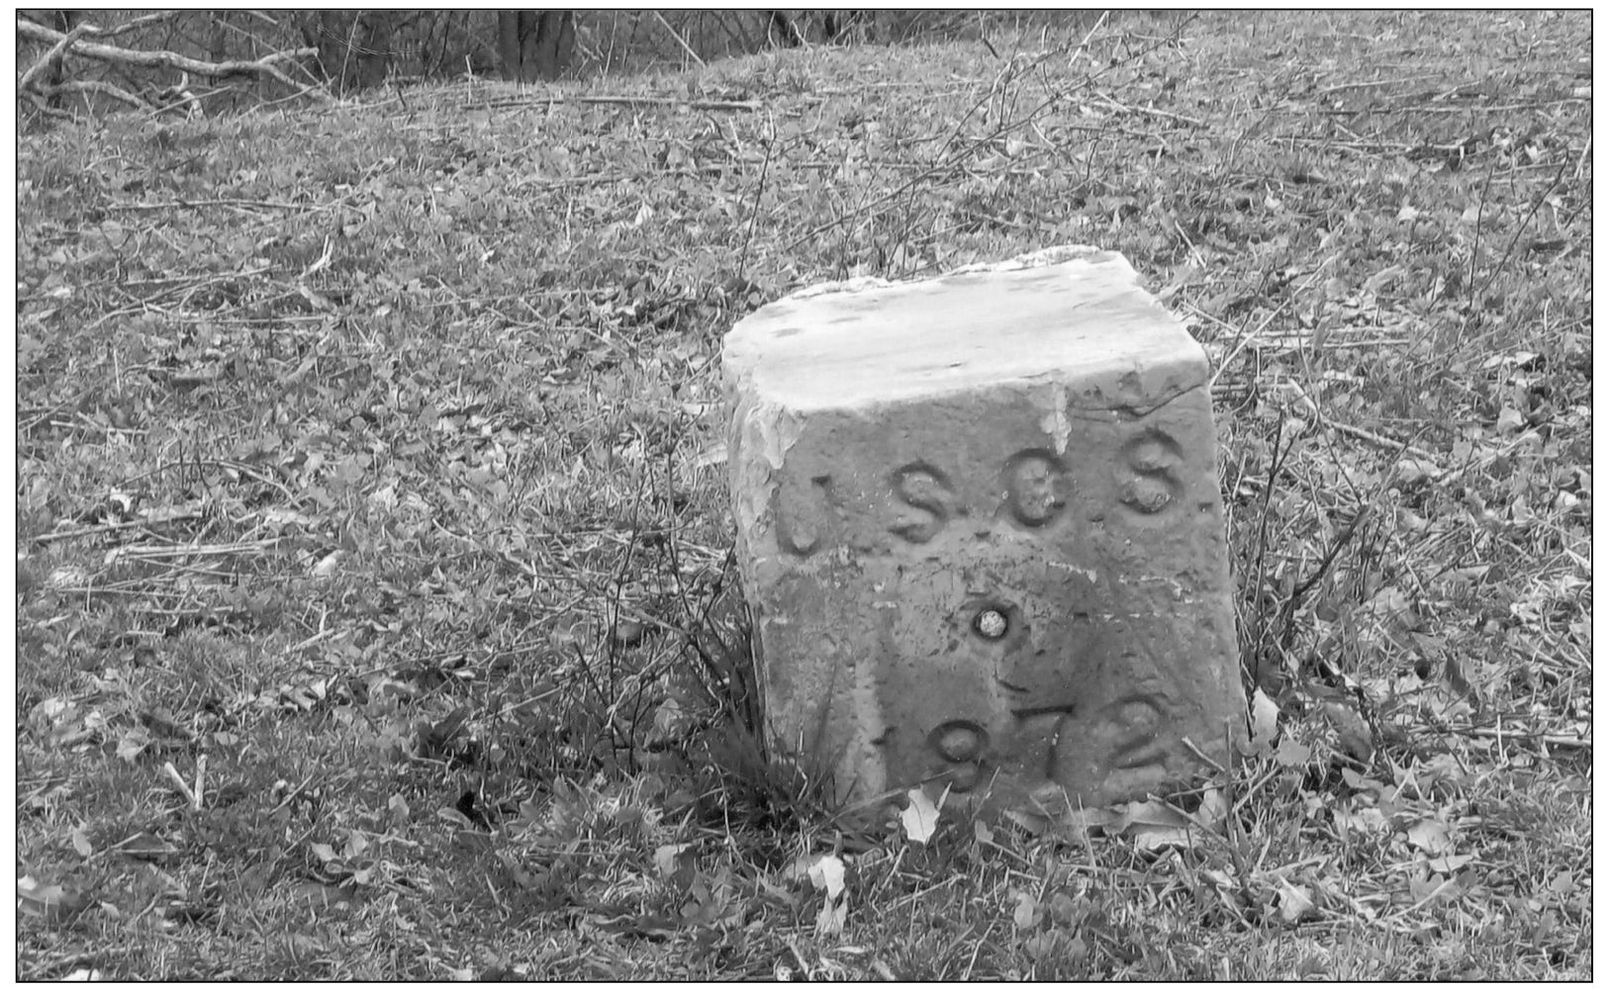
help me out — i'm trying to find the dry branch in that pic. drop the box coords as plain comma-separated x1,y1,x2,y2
16,15,329,104
30,79,150,111
17,20,85,91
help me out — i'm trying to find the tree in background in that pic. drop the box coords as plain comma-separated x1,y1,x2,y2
496,11,574,82
301,10,394,95
766,10,869,47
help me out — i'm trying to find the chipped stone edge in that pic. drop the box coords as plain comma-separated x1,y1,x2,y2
781,244,1117,301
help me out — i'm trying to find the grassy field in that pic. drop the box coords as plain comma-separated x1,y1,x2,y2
14,10,1591,979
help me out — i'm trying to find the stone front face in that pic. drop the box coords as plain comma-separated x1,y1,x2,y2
722,247,1245,812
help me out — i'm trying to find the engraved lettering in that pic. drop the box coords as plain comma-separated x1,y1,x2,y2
930,720,987,763
890,462,952,544
1011,705,1077,781
1118,429,1185,517
1100,694,1169,770
1003,449,1069,527
928,719,988,791
774,474,834,557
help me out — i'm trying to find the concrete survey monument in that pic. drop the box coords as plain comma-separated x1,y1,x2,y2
722,246,1245,813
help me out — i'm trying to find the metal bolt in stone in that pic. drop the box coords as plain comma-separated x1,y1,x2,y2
973,608,1008,639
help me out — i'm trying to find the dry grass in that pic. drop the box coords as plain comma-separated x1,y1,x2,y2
16,10,1589,980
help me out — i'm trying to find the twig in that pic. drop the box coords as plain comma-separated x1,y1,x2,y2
18,20,87,92
1314,74,1442,97
466,94,760,112
80,10,181,40
1092,89,1204,128
739,113,777,280
104,538,282,562
31,79,149,110
106,197,318,212
162,761,203,811
1181,735,1228,776
652,11,706,68
34,510,203,544
15,16,326,104
1447,725,1590,751
1324,420,1438,463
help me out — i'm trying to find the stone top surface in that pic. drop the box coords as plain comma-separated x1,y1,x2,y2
723,247,1206,413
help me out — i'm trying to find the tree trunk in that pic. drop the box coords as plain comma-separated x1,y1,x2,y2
497,10,574,82
766,10,803,48
44,10,80,107
304,10,395,94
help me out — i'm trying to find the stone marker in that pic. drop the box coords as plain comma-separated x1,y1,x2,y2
722,246,1244,814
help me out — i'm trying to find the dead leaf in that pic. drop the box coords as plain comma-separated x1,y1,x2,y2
1427,852,1475,875
117,831,179,864
900,785,942,844
310,549,344,578
816,895,847,936
1193,787,1228,829
654,842,695,885
1274,737,1311,768
1405,817,1453,854
1012,890,1039,929
806,854,845,901
1321,703,1373,762
1250,688,1279,749
116,727,152,762
17,875,92,923
1276,882,1315,923
1130,824,1195,851
69,827,94,858
1112,799,1193,834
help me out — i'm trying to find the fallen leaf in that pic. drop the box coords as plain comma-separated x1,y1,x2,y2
806,854,845,901
118,831,180,864
115,727,151,763
1111,799,1193,834
1012,890,1038,929
310,549,344,578
1194,787,1228,829
1321,703,1373,762
816,895,847,936
1427,853,1475,875
1250,688,1279,749
1130,824,1194,851
653,842,694,880
900,785,942,844
1405,817,1453,854
1274,737,1311,768
17,875,92,923
1277,882,1315,923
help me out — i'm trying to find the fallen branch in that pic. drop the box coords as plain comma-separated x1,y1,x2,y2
30,79,150,111
16,15,328,104
465,94,761,113
67,10,181,41
1447,724,1590,751
17,20,85,92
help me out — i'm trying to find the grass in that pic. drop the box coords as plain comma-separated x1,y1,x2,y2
14,10,1590,980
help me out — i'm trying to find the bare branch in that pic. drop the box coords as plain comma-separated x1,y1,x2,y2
15,15,330,103
18,21,86,92
34,79,152,111
90,11,183,40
